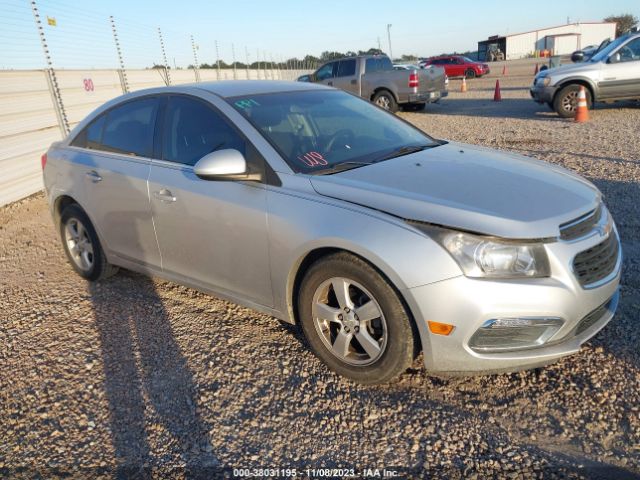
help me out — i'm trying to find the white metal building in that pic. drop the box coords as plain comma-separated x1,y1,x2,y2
478,22,617,61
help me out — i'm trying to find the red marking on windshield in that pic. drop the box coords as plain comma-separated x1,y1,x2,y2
298,151,328,167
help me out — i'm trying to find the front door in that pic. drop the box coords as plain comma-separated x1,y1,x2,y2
148,95,272,306
599,37,640,99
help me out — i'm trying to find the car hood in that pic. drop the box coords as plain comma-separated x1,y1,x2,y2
540,62,596,77
309,142,600,239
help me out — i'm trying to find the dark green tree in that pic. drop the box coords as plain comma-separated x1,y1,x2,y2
604,13,639,37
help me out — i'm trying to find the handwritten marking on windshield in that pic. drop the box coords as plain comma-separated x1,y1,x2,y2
234,98,260,109
298,151,328,167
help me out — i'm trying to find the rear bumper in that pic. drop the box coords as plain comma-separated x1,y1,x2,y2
409,90,447,104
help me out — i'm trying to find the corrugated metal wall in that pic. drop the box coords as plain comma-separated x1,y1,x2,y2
0,67,305,207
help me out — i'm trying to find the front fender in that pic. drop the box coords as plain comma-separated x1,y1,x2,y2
265,187,462,323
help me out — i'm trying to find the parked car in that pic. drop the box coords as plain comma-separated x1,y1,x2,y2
43,80,621,384
420,55,490,78
571,39,612,63
393,64,417,70
305,54,447,112
531,30,640,117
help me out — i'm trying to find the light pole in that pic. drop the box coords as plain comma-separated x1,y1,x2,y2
386,23,393,61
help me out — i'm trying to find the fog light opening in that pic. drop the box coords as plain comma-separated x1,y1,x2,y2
469,317,563,352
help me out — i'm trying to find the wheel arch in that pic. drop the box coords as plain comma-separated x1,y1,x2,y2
370,87,398,103
553,77,596,103
53,194,81,226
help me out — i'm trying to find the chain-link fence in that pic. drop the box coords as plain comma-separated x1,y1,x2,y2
0,0,320,206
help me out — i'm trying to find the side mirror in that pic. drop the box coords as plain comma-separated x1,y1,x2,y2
571,51,585,63
608,52,621,64
193,149,261,182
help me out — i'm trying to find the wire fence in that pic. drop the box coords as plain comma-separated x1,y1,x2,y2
0,0,320,76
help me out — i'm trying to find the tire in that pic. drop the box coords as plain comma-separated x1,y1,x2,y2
464,69,476,79
59,204,118,281
372,90,398,113
402,102,426,112
298,252,417,384
553,84,592,118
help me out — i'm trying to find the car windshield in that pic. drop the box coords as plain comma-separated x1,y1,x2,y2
228,90,439,174
462,57,475,63
590,35,629,62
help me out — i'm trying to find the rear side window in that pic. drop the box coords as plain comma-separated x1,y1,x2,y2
162,96,245,166
71,114,106,149
365,58,378,73
336,59,356,77
100,98,159,157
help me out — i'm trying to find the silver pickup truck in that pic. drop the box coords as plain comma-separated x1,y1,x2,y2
303,55,448,112
531,30,640,118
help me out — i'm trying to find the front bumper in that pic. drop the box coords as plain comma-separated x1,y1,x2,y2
403,230,622,375
530,84,558,104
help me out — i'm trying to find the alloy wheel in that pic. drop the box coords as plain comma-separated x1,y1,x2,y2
64,217,94,272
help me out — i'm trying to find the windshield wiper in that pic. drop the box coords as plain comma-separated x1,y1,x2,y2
375,143,439,162
313,161,375,175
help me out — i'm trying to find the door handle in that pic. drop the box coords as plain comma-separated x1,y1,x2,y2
153,189,177,203
85,170,102,183
328,81,333,86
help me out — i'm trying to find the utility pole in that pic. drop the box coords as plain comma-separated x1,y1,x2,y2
245,46,250,79
377,36,381,51
215,40,220,80
157,27,171,85
232,43,237,79
110,16,129,92
190,35,200,82
386,23,393,61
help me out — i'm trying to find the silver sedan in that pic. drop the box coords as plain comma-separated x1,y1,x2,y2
42,81,621,384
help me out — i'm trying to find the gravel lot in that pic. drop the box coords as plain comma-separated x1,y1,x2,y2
1,60,639,479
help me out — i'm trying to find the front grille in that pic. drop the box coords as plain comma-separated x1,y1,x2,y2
560,206,602,241
575,301,610,335
572,232,619,288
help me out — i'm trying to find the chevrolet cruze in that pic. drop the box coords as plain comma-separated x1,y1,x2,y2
42,81,621,384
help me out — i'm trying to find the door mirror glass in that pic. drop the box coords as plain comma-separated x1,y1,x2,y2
609,52,621,64
571,51,585,63
194,149,258,181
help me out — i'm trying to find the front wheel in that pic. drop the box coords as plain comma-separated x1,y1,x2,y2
465,68,476,79
298,253,417,384
372,90,398,113
553,84,592,118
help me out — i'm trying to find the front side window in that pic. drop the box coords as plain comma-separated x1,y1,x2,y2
101,98,159,157
229,90,437,174
162,96,245,166
315,62,336,81
617,37,640,62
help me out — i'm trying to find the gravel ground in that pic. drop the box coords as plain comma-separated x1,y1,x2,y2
1,60,639,479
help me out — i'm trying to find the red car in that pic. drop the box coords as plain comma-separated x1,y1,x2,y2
420,55,490,78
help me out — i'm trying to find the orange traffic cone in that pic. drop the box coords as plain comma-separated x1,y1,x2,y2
502,63,507,75
534,63,539,75
493,80,502,101
460,76,467,93
575,86,589,122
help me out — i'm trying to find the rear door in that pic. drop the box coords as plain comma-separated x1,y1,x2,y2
148,94,272,306
69,97,161,268
599,37,640,99
331,58,359,94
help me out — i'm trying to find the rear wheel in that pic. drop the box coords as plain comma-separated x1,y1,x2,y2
298,253,417,384
59,204,118,281
553,84,592,118
464,68,476,79
372,90,398,113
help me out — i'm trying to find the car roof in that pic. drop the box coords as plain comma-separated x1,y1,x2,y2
188,80,332,98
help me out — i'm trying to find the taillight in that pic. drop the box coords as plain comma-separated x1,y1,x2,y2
409,71,419,88
41,152,47,170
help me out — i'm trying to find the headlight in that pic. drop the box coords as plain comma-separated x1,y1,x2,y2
536,76,551,87
411,223,550,279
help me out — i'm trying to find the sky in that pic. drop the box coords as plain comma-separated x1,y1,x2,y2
2,0,639,69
